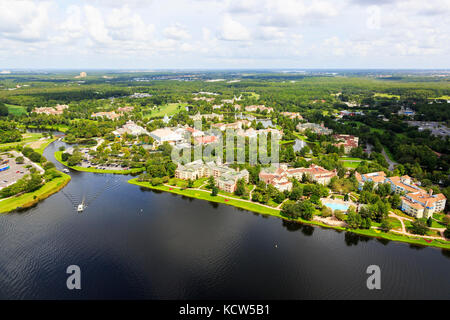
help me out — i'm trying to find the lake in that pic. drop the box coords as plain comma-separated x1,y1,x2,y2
0,139,449,299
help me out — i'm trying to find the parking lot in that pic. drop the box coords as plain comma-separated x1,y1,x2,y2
0,151,34,190
406,121,450,138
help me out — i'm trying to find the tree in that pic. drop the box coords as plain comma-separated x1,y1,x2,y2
15,156,24,164
211,185,219,196
234,178,248,197
390,194,401,208
298,200,315,220
410,219,429,235
187,179,194,188
207,176,215,189
0,103,8,117
346,208,362,229
281,201,315,220
289,186,303,200
380,218,392,232
426,217,433,227
442,215,450,226
444,226,450,239
321,206,332,217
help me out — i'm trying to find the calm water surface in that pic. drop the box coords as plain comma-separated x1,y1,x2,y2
0,140,449,299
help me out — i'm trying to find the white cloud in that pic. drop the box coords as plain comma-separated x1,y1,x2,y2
0,0,448,68
163,24,191,40
220,15,251,41
0,0,52,42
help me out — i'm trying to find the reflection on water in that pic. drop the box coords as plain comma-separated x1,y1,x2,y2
0,139,448,299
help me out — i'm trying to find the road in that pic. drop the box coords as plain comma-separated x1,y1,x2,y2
381,147,398,171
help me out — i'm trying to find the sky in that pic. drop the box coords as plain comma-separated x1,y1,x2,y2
0,0,449,69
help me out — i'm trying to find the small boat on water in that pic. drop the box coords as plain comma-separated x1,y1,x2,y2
63,168,70,173
77,199,85,212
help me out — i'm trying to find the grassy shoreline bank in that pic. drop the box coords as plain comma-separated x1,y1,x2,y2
0,173,71,213
128,178,450,250
54,151,145,175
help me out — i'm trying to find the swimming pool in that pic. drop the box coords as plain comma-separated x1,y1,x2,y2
323,202,349,212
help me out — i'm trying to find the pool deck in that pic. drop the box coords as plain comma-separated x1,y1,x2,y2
321,198,356,211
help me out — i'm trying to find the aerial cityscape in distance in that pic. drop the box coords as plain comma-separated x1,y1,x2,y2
0,0,449,307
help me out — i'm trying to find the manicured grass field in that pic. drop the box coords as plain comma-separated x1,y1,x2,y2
0,173,71,213
429,95,450,100
242,92,260,99
54,151,145,175
0,133,44,150
33,137,58,155
374,93,400,99
145,103,187,119
6,104,27,116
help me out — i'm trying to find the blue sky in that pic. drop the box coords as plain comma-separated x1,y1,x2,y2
0,0,449,69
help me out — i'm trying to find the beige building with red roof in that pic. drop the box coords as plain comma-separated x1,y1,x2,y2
333,134,359,153
355,171,387,190
245,105,273,113
356,171,446,218
259,164,337,191
33,104,68,115
401,190,446,219
280,112,303,120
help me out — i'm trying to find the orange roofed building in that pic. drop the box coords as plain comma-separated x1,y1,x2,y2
259,164,337,191
356,172,447,218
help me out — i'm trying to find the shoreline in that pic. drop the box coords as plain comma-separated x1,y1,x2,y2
0,173,71,214
127,178,450,250
54,151,145,175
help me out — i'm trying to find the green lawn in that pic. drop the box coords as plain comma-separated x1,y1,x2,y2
0,173,71,213
6,104,27,116
374,93,400,99
145,103,187,119
428,95,450,100
341,161,360,169
54,151,145,175
242,92,260,99
0,133,44,150
34,137,58,155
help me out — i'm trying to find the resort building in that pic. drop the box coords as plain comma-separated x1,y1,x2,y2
174,159,249,193
211,120,251,131
385,175,422,194
189,113,224,121
217,169,250,193
185,127,204,137
296,122,333,135
400,190,446,219
280,112,303,120
356,171,447,218
117,106,134,113
32,104,68,115
149,128,183,146
236,128,282,138
192,97,215,102
91,111,121,120
339,110,364,117
245,105,273,113
194,135,218,145
355,171,387,190
333,134,359,153
259,164,337,191
112,121,149,137
398,106,415,117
